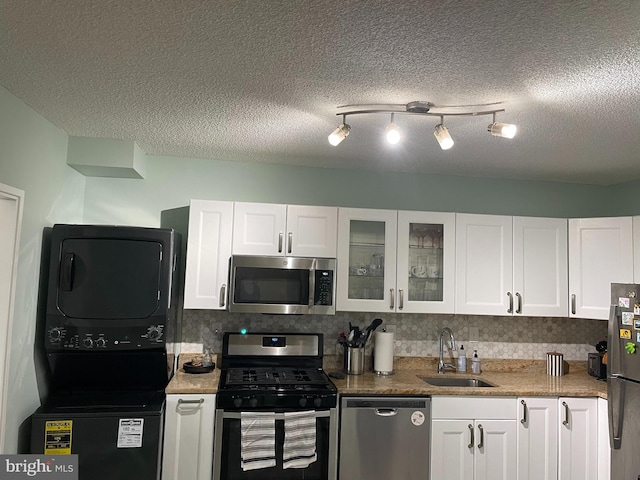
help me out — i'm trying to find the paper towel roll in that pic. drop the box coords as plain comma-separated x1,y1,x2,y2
374,331,395,375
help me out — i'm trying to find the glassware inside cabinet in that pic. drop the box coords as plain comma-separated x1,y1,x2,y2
408,222,444,302
347,220,385,300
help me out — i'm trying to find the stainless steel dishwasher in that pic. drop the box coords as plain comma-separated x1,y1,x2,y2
339,396,430,480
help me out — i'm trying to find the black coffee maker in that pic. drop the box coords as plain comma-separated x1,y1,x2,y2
588,340,607,379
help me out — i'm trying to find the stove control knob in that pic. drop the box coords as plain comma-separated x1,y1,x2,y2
95,338,106,348
299,397,308,408
49,328,62,340
233,397,243,408
249,397,259,408
313,397,322,408
83,338,94,348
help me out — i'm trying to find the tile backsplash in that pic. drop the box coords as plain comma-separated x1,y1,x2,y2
179,310,607,361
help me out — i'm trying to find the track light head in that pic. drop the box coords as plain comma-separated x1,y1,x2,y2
488,122,517,139
328,123,351,146
385,114,401,144
434,124,454,150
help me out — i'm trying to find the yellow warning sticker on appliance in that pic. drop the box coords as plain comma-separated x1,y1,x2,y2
44,420,72,455
620,329,632,339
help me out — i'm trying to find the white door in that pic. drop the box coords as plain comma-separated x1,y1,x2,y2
455,214,513,315
558,397,598,480
184,200,234,309
286,205,338,257
336,208,397,312
0,183,24,453
513,217,568,317
431,419,474,480
232,202,287,255
162,394,216,480
397,210,456,313
568,217,633,319
474,420,518,480
517,397,558,480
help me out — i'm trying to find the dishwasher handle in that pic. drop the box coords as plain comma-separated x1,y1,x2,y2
374,408,398,417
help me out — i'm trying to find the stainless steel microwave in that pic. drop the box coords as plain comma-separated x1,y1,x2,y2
228,255,336,315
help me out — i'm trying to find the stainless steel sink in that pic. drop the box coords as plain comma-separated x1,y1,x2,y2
419,376,496,388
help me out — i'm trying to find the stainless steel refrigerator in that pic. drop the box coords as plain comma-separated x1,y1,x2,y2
609,283,640,478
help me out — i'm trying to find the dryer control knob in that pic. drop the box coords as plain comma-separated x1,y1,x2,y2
83,338,94,348
95,338,106,348
49,328,62,340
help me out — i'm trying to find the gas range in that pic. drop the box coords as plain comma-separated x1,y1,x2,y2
216,332,337,410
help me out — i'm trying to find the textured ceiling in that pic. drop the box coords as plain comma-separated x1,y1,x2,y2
0,0,639,185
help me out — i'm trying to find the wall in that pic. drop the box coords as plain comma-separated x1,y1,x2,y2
0,85,85,453
81,155,616,227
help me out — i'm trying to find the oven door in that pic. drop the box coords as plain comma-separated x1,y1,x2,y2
213,408,338,480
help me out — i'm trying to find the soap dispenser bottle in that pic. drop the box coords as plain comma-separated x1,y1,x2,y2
471,349,481,374
457,344,467,373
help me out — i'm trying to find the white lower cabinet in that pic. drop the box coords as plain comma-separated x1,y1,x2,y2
162,394,215,480
517,397,558,480
558,397,598,480
431,396,517,480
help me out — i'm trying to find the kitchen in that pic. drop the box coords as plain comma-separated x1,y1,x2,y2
1,1,640,479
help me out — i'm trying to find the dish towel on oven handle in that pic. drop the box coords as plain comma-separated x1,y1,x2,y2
240,412,276,471
283,410,317,469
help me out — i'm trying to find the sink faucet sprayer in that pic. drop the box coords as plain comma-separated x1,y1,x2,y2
438,327,457,374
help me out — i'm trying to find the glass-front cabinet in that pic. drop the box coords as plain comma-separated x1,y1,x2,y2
336,208,397,312
396,211,455,313
336,208,455,313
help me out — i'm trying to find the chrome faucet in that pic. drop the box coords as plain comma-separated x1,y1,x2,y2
438,327,457,374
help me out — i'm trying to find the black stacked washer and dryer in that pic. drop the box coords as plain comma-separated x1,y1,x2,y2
29,224,180,480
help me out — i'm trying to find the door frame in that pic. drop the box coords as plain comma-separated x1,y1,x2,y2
0,182,24,452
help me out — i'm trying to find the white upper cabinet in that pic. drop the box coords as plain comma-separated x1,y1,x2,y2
396,210,456,313
456,214,568,316
455,214,514,315
513,216,568,317
184,200,234,310
232,202,337,257
336,208,398,312
568,217,633,319
337,208,455,313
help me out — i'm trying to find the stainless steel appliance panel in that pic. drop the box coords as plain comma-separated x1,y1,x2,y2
609,284,640,381
609,377,640,478
339,397,430,480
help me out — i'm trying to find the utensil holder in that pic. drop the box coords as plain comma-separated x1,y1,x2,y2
344,346,365,375
547,352,564,376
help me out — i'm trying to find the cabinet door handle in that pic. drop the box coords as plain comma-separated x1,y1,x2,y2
219,284,226,308
507,292,513,313
468,424,474,449
516,292,522,314
477,424,484,449
287,232,293,254
562,401,570,426
571,294,576,315
278,232,283,253
389,288,395,310
399,289,404,310
520,399,527,424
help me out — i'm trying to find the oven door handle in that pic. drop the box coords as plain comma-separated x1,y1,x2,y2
220,410,332,420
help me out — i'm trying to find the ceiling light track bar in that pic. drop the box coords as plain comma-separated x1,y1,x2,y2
335,108,505,118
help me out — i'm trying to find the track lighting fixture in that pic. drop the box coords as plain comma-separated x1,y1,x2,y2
488,113,517,138
328,100,517,149
328,115,351,146
385,113,401,144
434,120,454,150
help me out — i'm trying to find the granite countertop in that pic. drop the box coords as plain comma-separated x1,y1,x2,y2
165,355,607,399
165,354,220,395
326,357,607,399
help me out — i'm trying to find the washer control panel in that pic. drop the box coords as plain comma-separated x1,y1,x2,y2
46,323,165,351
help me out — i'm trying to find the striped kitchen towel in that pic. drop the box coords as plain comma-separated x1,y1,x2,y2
240,412,276,471
283,410,317,469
